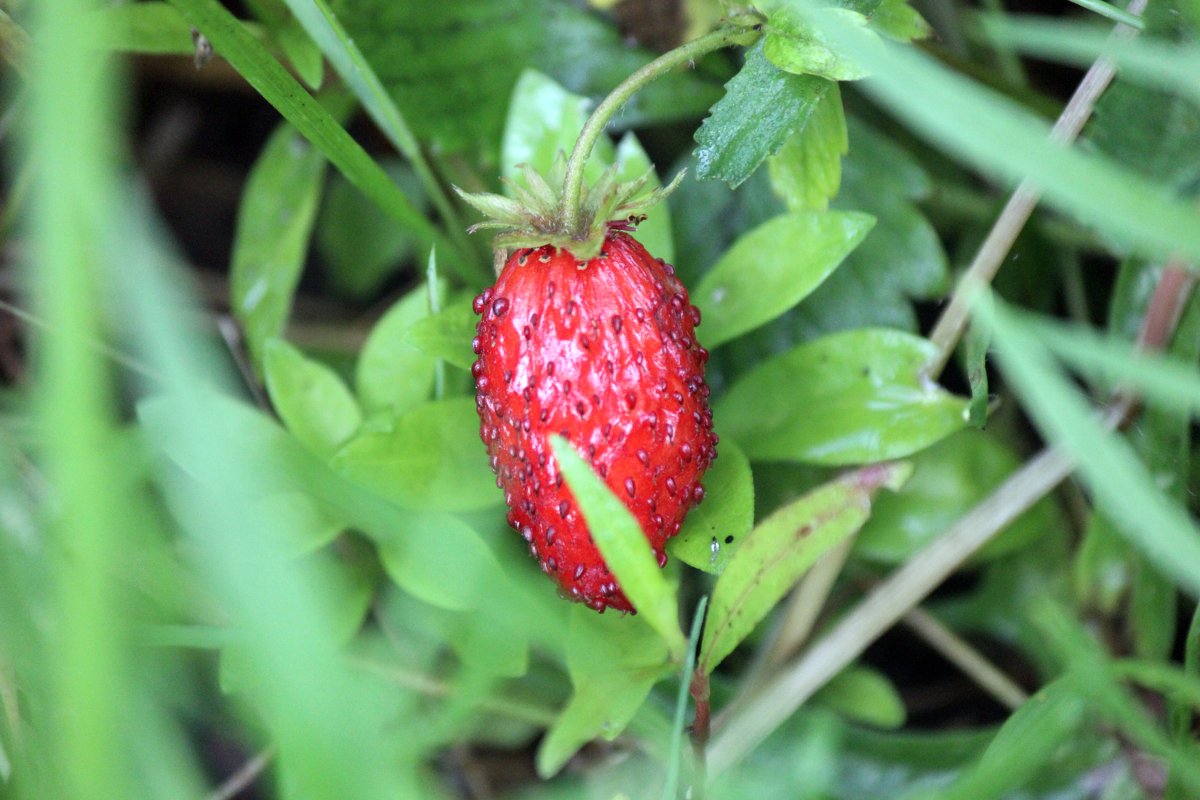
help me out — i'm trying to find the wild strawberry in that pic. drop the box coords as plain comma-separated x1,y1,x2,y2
470,227,717,613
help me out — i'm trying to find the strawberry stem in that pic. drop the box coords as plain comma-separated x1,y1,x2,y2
559,18,763,240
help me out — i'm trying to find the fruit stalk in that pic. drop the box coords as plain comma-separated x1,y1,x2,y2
559,20,762,239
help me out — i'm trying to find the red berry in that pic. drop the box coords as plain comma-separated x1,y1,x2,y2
472,232,717,613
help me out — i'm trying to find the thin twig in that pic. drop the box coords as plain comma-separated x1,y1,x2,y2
924,0,1148,379
901,606,1030,710
206,746,276,800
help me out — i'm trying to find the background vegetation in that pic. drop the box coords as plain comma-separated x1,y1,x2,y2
1,0,1199,798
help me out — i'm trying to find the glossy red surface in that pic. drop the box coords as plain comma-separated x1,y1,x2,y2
472,232,717,612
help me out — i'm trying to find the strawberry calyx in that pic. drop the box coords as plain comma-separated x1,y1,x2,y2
454,155,683,264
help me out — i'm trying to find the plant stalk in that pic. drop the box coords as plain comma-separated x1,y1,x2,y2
560,21,759,237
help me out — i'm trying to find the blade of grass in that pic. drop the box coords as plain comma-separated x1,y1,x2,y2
166,0,477,278
1065,0,1145,30
922,0,1146,377
794,2,1200,258
278,0,481,278
114,189,422,798
662,596,708,800
1016,310,1200,416
26,4,132,796
985,298,1200,595
979,15,1200,103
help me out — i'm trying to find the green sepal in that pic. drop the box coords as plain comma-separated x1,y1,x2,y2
454,156,683,263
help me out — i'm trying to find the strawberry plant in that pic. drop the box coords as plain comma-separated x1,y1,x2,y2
2,0,1200,799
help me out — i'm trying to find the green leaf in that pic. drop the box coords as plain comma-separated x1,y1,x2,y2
537,605,671,777
229,123,326,370
550,436,686,658
502,69,604,186
613,134,675,264
324,0,528,151
275,20,325,89
84,2,195,54
668,437,754,575
771,117,949,341
854,429,1061,565
324,0,720,153
962,316,990,430
813,664,907,729
404,294,478,371
355,282,442,416
699,461,911,674
694,210,875,348
717,328,969,465
871,0,932,42
263,338,362,457
767,82,848,212
315,163,426,298
932,678,1088,800
763,6,873,81
250,491,342,556
331,397,500,512
808,6,1200,261
168,0,462,266
986,300,1200,596
695,42,834,189
375,512,504,611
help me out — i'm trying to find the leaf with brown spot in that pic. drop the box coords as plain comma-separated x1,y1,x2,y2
698,461,911,675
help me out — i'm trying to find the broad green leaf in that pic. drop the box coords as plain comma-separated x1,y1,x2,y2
537,606,671,777
986,300,1200,596
550,436,686,658
695,42,834,188
250,491,342,556
500,71,674,262
332,398,499,512
669,438,754,575
375,512,504,611
355,281,443,416
168,0,462,267
219,547,372,693
326,0,719,153
229,123,326,370
771,117,949,341
813,664,906,729
763,6,873,81
275,20,324,88
137,391,312,499
854,429,1060,565
502,69,605,186
315,163,426,298
932,678,1088,800
84,2,194,53
807,5,1200,261
263,338,362,457
699,461,911,674
872,0,932,42
717,328,969,465
404,294,478,371
694,210,875,348
767,83,848,212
